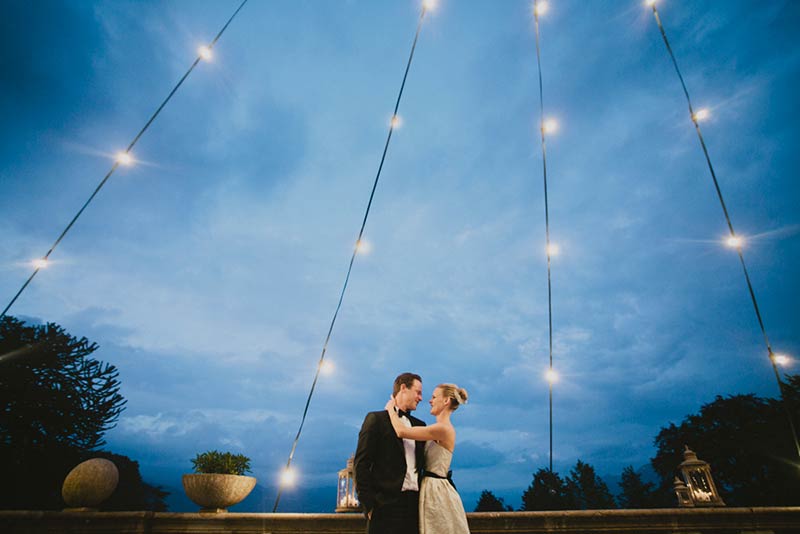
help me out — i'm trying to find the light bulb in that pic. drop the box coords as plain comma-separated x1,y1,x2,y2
725,235,743,249
280,467,296,487
356,238,372,255
542,118,559,134
693,108,710,122
319,360,334,375
545,368,558,384
116,152,134,166
422,0,437,11
774,354,791,367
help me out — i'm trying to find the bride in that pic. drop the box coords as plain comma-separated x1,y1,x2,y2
385,383,471,534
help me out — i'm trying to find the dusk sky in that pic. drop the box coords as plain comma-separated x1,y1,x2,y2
2,0,799,512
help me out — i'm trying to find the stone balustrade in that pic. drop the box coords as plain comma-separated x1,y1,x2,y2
2,507,799,533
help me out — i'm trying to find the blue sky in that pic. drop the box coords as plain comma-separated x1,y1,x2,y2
2,0,799,512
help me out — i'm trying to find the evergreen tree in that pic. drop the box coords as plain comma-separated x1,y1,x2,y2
565,460,616,509
0,317,166,510
617,465,656,508
0,317,125,452
521,468,573,510
474,490,512,512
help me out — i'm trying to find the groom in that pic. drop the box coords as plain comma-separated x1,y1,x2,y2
354,372,425,534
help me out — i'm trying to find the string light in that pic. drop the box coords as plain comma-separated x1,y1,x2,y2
542,118,559,134
116,151,134,166
546,243,560,256
725,235,743,249
31,258,48,269
534,1,549,17
650,1,800,460
0,0,249,321
545,368,558,384
390,114,403,129
280,467,297,487
773,354,791,367
273,4,430,513
644,0,657,7
198,45,213,61
693,108,710,122
533,3,558,473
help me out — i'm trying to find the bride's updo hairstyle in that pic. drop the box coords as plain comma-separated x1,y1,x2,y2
438,383,469,411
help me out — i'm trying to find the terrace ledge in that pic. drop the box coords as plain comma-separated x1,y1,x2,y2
1,506,799,533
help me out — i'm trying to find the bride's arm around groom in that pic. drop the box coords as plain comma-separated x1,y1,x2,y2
386,383,471,534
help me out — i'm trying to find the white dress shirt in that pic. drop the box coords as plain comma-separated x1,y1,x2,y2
398,411,419,491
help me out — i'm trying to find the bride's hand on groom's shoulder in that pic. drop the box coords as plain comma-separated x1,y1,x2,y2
384,397,396,412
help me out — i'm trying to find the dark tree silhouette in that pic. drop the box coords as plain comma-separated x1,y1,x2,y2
0,317,166,510
0,317,125,451
617,465,657,509
474,489,512,512
90,451,169,512
784,374,800,406
651,378,800,507
521,468,573,510
565,460,616,509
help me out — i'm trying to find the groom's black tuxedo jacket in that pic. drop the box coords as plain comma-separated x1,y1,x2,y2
354,409,426,515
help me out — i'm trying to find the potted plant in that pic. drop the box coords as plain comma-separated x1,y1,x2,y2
182,450,257,513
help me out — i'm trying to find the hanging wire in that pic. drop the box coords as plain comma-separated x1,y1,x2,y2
0,0,250,320
648,2,800,459
533,0,556,473
271,5,430,513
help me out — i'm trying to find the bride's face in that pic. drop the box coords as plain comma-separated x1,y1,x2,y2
428,387,448,415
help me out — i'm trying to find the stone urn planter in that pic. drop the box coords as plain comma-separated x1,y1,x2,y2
182,473,257,513
183,450,256,513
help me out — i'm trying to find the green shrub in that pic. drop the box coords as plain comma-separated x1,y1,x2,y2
191,450,252,475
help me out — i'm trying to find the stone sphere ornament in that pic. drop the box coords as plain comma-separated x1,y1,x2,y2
62,458,119,510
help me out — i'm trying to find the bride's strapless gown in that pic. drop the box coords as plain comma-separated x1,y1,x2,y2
419,441,470,534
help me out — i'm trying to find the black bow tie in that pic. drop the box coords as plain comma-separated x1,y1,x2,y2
397,409,410,419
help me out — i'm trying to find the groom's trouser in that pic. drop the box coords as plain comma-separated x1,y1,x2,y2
368,490,419,534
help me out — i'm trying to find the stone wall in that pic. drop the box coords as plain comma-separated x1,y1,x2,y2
1,507,799,534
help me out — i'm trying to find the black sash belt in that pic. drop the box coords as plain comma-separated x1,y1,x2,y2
422,469,457,490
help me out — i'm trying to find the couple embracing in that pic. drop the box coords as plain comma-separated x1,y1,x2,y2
354,372,470,534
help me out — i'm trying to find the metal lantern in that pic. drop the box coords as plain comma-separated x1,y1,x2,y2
673,476,694,507
676,446,725,507
335,455,360,513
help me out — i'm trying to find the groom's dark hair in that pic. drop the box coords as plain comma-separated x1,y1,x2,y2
393,372,422,396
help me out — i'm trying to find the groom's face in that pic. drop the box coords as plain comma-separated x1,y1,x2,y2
396,379,423,412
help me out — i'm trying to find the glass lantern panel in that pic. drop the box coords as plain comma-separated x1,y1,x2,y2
688,470,711,492
688,469,713,502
